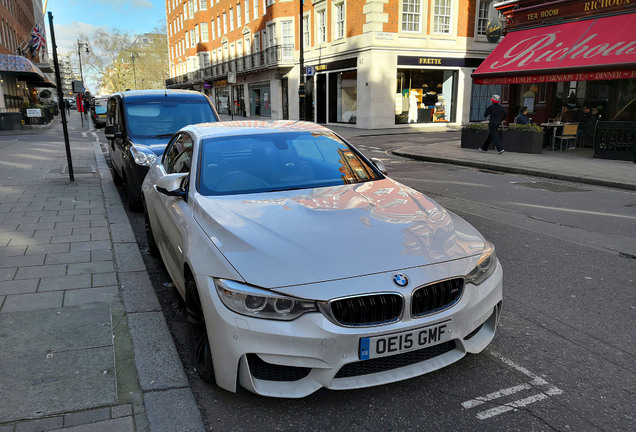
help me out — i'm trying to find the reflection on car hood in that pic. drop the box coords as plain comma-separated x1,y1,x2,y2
128,138,171,156
193,178,485,288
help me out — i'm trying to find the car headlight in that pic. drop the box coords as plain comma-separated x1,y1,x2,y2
465,241,497,285
130,145,157,167
215,279,317,320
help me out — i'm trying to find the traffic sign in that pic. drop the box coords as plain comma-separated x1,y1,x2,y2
305,66,315,77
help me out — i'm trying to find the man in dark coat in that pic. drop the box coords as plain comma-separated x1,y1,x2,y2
515,106,531,124
479,94,507,154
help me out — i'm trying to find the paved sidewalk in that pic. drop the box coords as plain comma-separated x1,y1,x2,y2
0,112,204,432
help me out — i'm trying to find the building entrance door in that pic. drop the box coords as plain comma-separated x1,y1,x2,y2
316,74,327,123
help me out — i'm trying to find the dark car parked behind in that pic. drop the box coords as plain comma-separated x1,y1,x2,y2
105,89,219,211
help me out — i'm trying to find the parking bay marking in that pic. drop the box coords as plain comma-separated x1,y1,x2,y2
461,351,563,420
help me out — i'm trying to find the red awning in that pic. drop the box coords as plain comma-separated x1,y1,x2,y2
472,13,636,84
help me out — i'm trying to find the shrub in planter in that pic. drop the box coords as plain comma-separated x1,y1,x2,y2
461,123,488,149
502,123,544,154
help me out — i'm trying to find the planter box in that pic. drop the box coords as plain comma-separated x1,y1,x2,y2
501,130,543,154
461,127,543,154
461,128,488,149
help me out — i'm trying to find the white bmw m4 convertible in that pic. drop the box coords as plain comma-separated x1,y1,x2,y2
142,120,503,398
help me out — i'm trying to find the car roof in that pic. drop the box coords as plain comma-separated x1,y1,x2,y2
185,120,335,139
110,89,209,103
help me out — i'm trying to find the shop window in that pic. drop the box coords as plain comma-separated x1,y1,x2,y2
329,70,357,124
395,69,457,124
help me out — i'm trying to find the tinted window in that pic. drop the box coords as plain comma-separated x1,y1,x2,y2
198,131,381,196
123,100,215,139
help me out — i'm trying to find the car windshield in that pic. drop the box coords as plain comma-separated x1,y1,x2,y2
124,101,215,139
198,131,382,196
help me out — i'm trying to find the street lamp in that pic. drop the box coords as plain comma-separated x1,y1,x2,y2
77,40,89,84
131,53,137,90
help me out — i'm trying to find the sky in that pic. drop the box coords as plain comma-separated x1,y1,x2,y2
44,0,167,55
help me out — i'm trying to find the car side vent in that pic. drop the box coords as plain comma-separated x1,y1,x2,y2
328,293,403,327
411,278,464,317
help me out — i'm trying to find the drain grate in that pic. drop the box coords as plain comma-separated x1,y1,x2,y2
515,181,588,193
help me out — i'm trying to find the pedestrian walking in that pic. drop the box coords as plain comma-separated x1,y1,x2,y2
479,94,507,154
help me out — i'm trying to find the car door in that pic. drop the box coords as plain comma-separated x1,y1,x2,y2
107,97,125,175
153,132,195,289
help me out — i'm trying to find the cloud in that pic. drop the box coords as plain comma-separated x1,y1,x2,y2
49,21,104,54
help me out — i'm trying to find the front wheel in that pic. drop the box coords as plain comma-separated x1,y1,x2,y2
143,203,159,257
185,276,215,384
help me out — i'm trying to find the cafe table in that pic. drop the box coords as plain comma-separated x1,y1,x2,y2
540,122,564,150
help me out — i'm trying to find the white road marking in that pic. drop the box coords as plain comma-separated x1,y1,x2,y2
462,351,563,420
476,393,549,420
461,384,531,409
508,202,636,220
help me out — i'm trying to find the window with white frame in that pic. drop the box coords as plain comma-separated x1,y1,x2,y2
223,12,227,34
200,0,207,10
188,0,194,16
402,0,421,32
230,8,235,30
476,0,497,36
195,24,200,43
186,31,190,48
303,15,310,47
266,22,276,47
190,29,195,46
201,52,210,67
183,4,187,19
317,9,326,44
254,0,258,18
245,0,250,23
281,20,294,59
335,2,345,40
211,20,215,39
201,22,209,41
266,0,274,6
217,16,221,37
237,3,242,27
433,0,452,34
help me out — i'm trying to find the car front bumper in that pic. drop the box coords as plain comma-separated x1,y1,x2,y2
197,261,503,398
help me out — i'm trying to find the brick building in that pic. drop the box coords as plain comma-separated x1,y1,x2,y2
165,0,500,128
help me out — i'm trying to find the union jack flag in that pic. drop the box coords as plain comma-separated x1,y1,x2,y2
29,24,45,54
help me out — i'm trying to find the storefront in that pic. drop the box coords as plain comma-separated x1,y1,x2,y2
394,56,481,124
306,58,358,125
472,1,636,160
248,82,271,117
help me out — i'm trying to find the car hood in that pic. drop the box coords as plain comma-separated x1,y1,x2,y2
129,138,171,156
193,178,485,288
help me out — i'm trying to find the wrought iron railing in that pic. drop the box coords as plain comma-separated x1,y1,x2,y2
594,121,636,161
166,44,296,88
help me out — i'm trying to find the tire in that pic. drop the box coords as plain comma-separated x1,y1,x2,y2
186,275,216,384
144,203,160,257
110,162,123,186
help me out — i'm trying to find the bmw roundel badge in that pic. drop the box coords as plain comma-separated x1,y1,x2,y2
392,273,408,287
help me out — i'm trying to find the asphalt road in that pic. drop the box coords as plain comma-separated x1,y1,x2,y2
103,130,635,432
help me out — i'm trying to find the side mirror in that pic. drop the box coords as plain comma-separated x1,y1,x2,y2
155,172,189,199
371,158,388,175
104,125,122,140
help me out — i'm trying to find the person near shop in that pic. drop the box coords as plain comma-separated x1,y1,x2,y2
479,94,507,154
578,106,597,135
554,104,574,123
515,106,531,124
407,90,418,123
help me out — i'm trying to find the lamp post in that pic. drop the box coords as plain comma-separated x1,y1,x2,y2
131,53,137,90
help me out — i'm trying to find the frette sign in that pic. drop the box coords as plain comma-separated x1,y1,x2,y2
473,14,636,83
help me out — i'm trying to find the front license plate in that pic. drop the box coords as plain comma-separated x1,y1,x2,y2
359,320,452,360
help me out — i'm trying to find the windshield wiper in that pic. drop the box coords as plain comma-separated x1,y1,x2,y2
152,133,174,139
